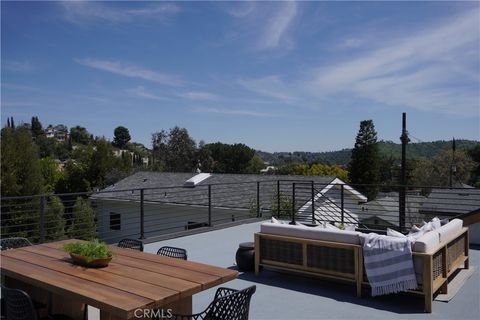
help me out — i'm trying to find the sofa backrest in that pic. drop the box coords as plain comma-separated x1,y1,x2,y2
260,222,361,245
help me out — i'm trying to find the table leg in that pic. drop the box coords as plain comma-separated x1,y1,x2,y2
165,296,193,315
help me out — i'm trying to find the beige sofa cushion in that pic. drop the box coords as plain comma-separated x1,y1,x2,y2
437,218,463,243
412,230,440,253
260,222,361,244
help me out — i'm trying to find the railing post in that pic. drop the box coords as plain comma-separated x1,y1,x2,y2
256,181,261,218
399,186,406,231
140,189,145,239
341,184,345,224
311,181,315,224
208,185,212,227
290,183,296,225
277,180,281,218
39,196,45,243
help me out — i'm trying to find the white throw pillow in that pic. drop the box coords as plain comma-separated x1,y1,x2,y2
431,217,441,230
387,228,406,238
344,224,356,231
271,217,281,224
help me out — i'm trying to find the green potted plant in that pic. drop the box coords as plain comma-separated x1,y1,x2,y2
64,239,113,268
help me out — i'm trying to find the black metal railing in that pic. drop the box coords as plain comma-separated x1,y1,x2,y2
1,180,479,244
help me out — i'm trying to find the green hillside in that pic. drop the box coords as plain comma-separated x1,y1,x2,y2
258,139,480,166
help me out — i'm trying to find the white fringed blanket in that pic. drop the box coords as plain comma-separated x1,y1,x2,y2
363,233,418,296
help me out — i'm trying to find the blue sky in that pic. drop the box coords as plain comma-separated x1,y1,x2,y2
2,1,479,152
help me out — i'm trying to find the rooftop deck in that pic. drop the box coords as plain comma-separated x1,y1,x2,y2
140,221,479,320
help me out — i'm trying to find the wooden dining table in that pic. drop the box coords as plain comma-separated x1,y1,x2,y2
0,239,238,320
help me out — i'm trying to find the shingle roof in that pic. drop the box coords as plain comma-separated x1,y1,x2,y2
92,171,337,211
420,187,480,215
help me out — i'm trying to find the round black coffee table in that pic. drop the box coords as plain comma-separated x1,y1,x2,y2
235,242,255,272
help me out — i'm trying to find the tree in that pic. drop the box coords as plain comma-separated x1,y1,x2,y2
348,120,380,199
152,127,197,172
56,160,91,193
113,126,131,149
468,145,480,187
246,155,265,174
197,141,214,172
410,149,475,187
204,142,255,173
70,126,91,145
35,135,56,158
1,125,43,240
39,157,64,193
31,116,43,138
68,197,96,240
1,126,44,197
276,163,349,181
44,196,66,241
88,139,117,188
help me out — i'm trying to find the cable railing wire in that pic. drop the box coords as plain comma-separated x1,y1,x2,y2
1,181,479,243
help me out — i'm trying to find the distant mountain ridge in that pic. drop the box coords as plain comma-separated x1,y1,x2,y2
257,139,480,166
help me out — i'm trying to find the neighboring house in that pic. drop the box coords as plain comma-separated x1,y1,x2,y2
420,186,480,217
45,124,69,142
91,172,365,242
296,179,367,225
420,186,480,245
113,149,149,167
359,192,426,229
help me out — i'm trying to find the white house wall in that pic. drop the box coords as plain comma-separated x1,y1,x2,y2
94,199,256,243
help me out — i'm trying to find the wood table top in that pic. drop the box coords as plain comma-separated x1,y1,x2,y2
0,239,238,319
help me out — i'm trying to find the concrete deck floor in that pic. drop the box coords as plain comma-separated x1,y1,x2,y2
143,221,479,320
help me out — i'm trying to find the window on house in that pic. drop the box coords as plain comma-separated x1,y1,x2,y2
110,212,121,230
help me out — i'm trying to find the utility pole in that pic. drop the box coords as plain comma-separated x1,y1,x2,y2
450,138,456,188
399,113,409,231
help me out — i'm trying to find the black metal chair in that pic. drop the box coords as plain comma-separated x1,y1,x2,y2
1,285,74,320
117,238,143,251
157,246,188,260
0,237,32,251
171,285,256,320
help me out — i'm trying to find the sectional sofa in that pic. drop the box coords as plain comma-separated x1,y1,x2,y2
254,219,469,313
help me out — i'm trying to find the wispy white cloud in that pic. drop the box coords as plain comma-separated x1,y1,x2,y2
310,9,480,116
75,58,184,86
240,9,480,117
61,2,180,24
192,107,277,118
126,86,170,101
2,60,33,73
257,2,298,50
224,2,256,18
238,75,294,103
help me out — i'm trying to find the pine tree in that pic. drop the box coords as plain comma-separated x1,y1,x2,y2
68,197,96,240
348,120,380,200
44,195,66,241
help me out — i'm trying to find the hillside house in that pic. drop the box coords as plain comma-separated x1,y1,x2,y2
45,124,69,142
